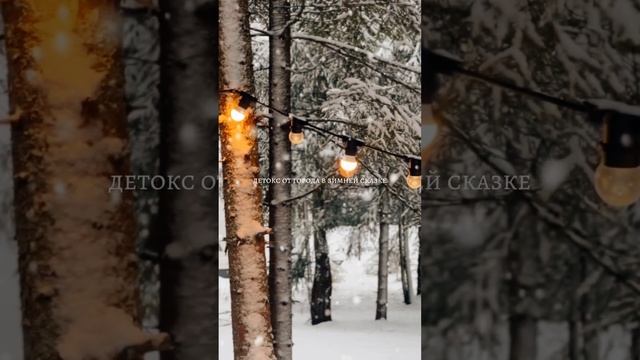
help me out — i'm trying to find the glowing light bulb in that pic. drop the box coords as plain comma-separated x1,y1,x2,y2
339,155,358,172
289,117,304,145
289,131,304,145
338,139,362,178
422,103,439,149
338,155,359,178
406,175,422,189
594,163,640,207
230,108,247,122
406,158,421,190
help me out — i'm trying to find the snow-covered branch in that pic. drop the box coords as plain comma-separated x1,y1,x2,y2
292,33,420,74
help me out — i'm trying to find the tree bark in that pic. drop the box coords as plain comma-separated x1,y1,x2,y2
157,1,218,359
267,0,293,358
399,216,413,305
507,203,540,360
219,1,276,359
3,1,146,359
310,187,332,325
632,326,640,360
376,189,390,320
310,226,332,325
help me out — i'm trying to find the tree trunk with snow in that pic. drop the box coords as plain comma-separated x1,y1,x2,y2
157,1,218,359
310,187,331,325
219,1,276,359
267,0,293,358
376,189,390,320
3,1,153,359
399,216,413,305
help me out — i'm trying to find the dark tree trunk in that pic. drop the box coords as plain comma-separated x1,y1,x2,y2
310,188,332,325
399,217,413,305
311,225,332,325
507,203,540,360
508,315,537,360
157,1,219,359
376,189,390,320
632,327,640,360
267,0,293,358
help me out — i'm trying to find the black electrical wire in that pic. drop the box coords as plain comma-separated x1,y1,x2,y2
220,89,420,162
424,48,602,117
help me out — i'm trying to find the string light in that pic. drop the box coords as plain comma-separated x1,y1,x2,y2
338,138,363,178
594,112,640,207
230,92,255,122
425,47,640,207
289,116,304,145
221,88,421,189
406,158,421,189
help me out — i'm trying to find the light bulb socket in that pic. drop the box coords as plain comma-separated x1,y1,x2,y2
408,157,421,177
423,48,461,104
344,138,364,156
237,91,256,110
290,118,303,134
600,111,640,168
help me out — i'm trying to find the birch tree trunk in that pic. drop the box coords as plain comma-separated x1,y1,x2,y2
399,217,413,305
3,1,150,359
310,187,332,325
376,189,390,320
219,1,276,359
157,1,218,359
267,0,293,358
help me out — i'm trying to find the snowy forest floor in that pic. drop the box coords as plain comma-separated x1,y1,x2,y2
218,226,422,360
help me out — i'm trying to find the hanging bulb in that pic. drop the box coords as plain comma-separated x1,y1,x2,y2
230,92,254,122
406,158,421,190
230,108,248,122
594,164,640,207
594,111,640,207
289,117,304,145
339,139,361,178
422,103,439,149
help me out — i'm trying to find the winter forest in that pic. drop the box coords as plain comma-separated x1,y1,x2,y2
423,0,640,360
2,0,640,359
0,0,422,360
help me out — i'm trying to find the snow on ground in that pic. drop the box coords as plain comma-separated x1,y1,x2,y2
218,226,422,360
